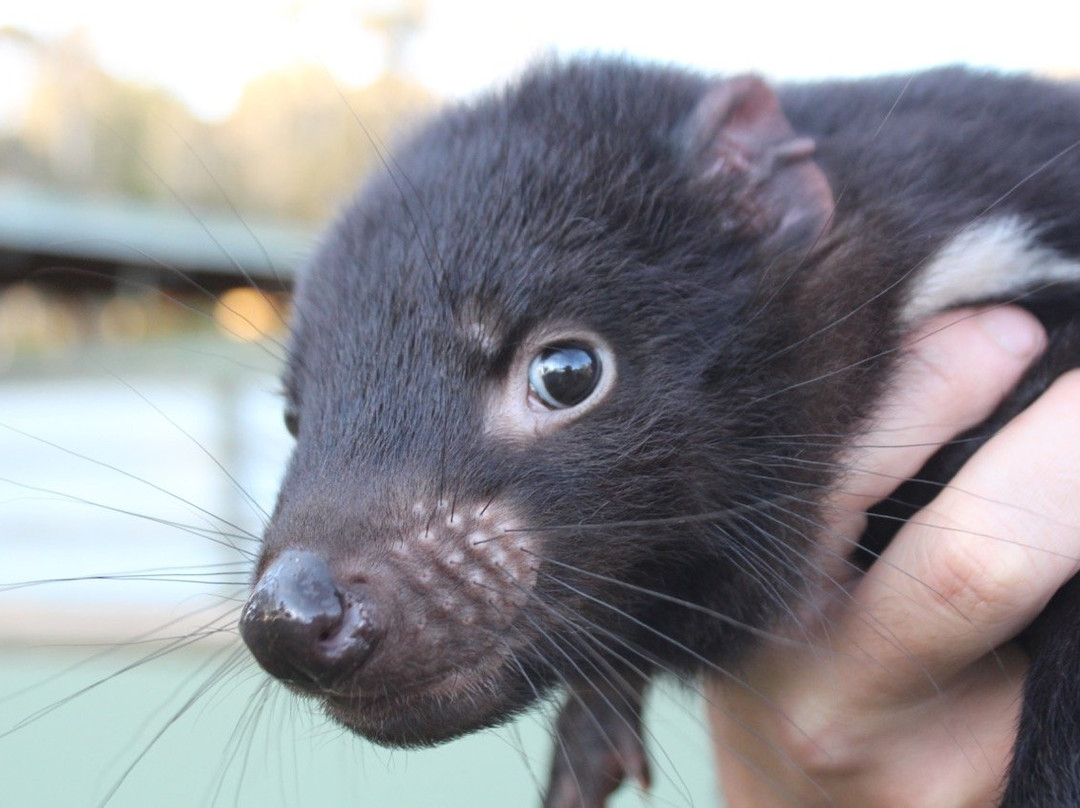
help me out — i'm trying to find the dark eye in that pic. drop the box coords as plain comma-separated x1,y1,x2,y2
528,342,601,409
284,406,299,437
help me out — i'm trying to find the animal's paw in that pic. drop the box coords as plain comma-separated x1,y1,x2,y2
542,681,651,808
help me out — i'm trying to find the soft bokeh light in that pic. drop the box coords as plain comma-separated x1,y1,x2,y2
98,293,149,342
214,286,289,341
0,282,80,356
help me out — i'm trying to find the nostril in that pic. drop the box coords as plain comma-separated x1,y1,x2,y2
239,550,381,692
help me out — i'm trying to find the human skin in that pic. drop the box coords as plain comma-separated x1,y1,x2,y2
708,306,1080,807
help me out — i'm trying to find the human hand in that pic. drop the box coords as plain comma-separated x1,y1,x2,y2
707,306,1080,806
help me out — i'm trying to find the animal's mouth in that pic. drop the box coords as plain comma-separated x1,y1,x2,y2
318,660,530,746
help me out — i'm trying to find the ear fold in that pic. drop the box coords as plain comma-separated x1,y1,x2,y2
683,76,835,254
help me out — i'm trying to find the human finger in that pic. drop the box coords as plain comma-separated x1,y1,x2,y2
825,306,1047,542
828,369,1080,708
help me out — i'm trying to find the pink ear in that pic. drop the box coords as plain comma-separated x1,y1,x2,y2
684,76,835,254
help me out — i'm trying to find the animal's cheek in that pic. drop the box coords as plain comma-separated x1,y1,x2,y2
375,498,541,644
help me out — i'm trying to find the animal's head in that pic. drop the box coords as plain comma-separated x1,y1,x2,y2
239,60,840,746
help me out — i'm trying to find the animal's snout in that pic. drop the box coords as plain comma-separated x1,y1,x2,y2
239,550,382,692
239,497,544,742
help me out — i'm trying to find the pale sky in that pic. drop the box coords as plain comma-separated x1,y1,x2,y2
3,0,1080,121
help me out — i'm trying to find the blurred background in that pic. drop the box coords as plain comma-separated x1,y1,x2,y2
2,1,1079,806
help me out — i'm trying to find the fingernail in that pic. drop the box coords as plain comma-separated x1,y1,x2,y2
976,307,1046,358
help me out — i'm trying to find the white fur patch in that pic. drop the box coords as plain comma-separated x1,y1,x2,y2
902,216,1080,324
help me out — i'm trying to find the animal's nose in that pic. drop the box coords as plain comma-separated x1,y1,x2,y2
238,550,381,691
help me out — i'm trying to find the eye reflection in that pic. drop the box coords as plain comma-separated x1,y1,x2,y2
528,343,601,409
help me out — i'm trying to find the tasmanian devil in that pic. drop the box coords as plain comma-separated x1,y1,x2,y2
237,59,1080,806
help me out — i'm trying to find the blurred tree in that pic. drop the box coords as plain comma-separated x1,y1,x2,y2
17,31,206,201
3,29,435,223
218,66,434,221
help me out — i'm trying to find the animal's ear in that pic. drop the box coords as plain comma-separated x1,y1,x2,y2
683,76,835,254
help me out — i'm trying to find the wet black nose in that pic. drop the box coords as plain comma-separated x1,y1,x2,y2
239,550,381,691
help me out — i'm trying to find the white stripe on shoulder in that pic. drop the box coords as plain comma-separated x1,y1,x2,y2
902,216,1080,324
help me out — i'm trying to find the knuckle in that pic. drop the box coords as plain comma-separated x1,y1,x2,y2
919,526,1031,628
773,700,864,777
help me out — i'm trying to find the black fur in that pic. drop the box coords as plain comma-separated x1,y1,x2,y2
247,60,1080,806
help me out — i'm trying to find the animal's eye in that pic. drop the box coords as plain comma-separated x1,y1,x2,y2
284,406,299,437
528,342,601,409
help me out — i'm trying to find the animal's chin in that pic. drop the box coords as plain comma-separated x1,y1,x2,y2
319,669,538,748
